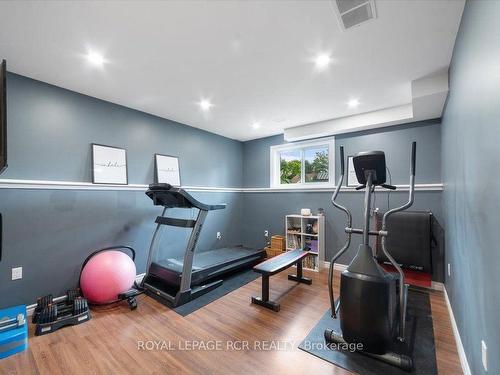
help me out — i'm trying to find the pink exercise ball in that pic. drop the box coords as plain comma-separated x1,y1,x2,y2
80,250,136,304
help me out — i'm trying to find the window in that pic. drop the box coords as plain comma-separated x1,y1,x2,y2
280,149,301,184
270,138,335,188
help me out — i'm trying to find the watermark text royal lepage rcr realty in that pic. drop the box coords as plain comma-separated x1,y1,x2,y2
137,340,363,352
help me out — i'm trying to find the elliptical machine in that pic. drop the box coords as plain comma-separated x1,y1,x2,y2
324,142,416,371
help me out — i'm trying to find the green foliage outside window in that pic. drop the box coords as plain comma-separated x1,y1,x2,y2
305,150,329,182
280,159,301,184
280,148,329,184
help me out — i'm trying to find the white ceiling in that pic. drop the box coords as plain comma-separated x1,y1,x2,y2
0,0,464,141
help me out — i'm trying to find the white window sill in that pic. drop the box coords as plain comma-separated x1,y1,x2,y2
269,184,336,190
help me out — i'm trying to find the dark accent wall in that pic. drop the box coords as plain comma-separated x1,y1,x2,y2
0,74,244,308
241,121,443,267
441,1,500,373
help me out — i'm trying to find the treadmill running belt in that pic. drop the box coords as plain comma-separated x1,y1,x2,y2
149,247,265,286
165,258,203,271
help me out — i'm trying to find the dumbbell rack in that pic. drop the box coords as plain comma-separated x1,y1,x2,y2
32,289,91,336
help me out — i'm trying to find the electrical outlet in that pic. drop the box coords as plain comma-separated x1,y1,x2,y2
12,267,22,280
482,340,488,371
447,263,451,277
216,232,222,240
264,230,269,237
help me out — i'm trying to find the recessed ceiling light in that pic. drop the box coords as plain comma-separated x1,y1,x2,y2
252,122,261,129
85,50,106,67
199,99,213,111
348,98,360,108
314,54,332,69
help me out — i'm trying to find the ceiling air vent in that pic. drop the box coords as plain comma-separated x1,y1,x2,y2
332,0,377,30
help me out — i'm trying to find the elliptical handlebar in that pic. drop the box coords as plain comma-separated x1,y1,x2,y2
340,145,345,175
327,146,353,318
381,142,416,227
411,141,416,176
380,141,417,342
331,146,351,216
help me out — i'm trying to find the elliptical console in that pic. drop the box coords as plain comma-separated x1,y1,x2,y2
324,142,416,371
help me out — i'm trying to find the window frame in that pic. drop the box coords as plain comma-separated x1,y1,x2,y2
269,137,335,189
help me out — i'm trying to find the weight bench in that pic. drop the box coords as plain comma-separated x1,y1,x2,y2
251,249,312,312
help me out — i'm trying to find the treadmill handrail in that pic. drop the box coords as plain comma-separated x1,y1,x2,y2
146,183,226,211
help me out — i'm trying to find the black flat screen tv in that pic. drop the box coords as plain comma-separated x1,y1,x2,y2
0,59,4,261
0,59,6,174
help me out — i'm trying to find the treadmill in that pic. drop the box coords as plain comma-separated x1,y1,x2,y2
141,183,265,307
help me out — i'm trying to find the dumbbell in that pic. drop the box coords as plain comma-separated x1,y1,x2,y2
37,304,58,324
73,297,89,315
67,289,81,303
35,294,53,310
0,313,26,333
32,294,54,323
35,289,80,311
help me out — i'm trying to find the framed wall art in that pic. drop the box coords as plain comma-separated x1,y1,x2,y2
346,156,361,187
91,143,128,185
155,153,180,186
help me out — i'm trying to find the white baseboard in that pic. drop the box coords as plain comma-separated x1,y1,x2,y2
321,261,348,272
333,262,347,272
26,273,147,317
430,281,444,291
135,273,145,284
444,287,471,375
328,261,469,374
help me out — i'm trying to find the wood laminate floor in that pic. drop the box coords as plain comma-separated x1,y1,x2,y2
0,268,462,374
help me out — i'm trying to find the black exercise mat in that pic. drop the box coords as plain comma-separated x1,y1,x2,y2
299,289,437,375
174,269,260,316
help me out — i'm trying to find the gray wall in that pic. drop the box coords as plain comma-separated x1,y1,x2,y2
441,1,500,374
241,121,443,267
241,191,442,266
5,7,495,372
0,74,446,309
3,73,243,187
243,120,442,188
0,74,244,308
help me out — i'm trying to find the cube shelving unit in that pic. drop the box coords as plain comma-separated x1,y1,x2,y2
285,214,325,272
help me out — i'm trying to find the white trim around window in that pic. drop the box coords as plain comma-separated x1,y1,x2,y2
269,137,335,189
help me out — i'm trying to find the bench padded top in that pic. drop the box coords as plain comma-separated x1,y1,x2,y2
253,249,309,276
